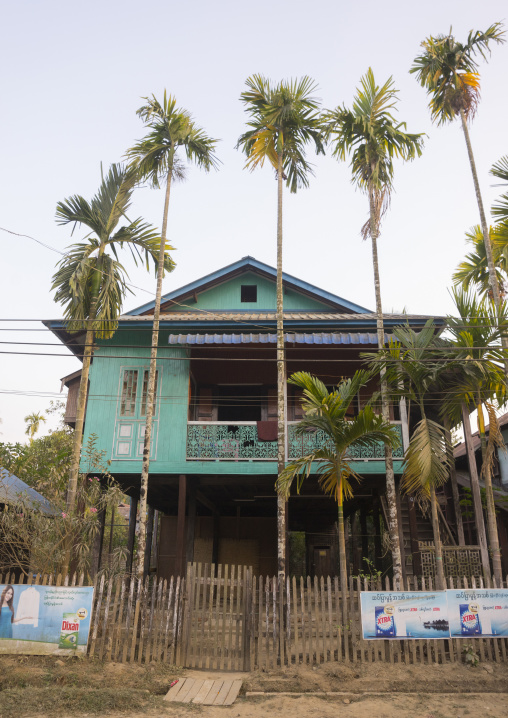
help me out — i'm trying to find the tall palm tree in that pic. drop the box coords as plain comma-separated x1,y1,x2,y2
276,371,400,593
442,289,508,583
411,24,505,309
126,93,219,578
237,75,324,583
325,68,424,587
24,412,46,445
53,164,174,524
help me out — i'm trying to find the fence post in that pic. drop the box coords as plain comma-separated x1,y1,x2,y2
243,567,252,671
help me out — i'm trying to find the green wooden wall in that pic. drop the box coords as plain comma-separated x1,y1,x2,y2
165,272,331,312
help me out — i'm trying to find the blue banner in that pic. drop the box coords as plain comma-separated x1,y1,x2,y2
447,588,508,638
0,584,94,654
360,591,449,639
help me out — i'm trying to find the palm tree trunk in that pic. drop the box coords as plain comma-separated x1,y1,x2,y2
64,252,104,572
136,170,173,579
430,484,445,590
461,403,490,580
276,150,287,585
460,109,508,374
459,110,501,307
368,186,403,588
337,496,348,616
476,404,503,584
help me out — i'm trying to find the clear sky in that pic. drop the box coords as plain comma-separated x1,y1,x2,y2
0,0,507,443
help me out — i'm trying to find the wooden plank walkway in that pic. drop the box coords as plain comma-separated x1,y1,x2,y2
164,677,242,706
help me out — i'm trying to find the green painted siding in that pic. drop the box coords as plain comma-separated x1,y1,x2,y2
165,272,331,312
80,331,190,471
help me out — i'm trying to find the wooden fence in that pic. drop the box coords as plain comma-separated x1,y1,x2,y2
2,566,508,668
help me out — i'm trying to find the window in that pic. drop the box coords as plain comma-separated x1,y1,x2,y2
120,368,159,417
141,370,159,416
120,370,138,416
241,285,257,303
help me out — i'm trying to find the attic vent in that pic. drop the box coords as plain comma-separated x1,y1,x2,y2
241,285,257,303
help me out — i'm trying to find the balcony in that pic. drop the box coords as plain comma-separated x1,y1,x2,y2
186,422,404,461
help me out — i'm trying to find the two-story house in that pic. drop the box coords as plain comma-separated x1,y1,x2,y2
49,256,445,580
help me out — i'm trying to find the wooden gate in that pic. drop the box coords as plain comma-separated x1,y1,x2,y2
179,563,253,670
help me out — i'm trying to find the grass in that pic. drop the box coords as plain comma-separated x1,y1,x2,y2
0,655,186,717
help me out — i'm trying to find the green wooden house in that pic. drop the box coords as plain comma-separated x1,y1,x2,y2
48,256,447,580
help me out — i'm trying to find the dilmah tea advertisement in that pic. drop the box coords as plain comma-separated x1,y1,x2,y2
0,584,94,654
360,589,508,639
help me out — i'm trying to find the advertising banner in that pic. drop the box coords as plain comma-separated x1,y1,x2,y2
447,588,508,638
360,591,449,640
0,583,94,655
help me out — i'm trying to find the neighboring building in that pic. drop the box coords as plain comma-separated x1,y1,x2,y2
46,256,447,580
453,414,508,573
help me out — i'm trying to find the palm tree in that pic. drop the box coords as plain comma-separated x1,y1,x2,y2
276,371,400,593
53,164,174,524
453,225,507,299
370,321,454,589
126,93,219,578
442,289,508,583
411,24,505,309
24,412,46,445
325,68,424,587
237,76,324,583
491,156,508,225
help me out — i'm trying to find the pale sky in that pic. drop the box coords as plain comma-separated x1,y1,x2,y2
1,0,507,443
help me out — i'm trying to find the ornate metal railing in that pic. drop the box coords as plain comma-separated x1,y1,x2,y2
186,422,403,461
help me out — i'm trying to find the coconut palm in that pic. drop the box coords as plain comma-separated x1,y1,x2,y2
24,412,46,445
441,288,508,583
53,163,174,524
411,24,505,308
126,92,219,578
276,371,400,593
237,75,324,582
324,68,424,587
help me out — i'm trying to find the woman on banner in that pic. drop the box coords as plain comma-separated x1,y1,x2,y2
0,585,32,639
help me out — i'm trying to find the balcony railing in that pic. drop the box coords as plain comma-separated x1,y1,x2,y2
186,421,404,461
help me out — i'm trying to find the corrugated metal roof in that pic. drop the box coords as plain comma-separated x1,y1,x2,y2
0,468,57,515
120,311,437,322
168,332,384,345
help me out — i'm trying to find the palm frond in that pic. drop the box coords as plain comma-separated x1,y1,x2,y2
401,417,450,500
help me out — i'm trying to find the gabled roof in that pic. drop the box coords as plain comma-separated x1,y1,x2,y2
126,256,372,316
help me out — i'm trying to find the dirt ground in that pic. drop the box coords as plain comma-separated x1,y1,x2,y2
0,655,507,718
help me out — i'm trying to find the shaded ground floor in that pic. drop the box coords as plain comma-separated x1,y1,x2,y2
104,470,490,581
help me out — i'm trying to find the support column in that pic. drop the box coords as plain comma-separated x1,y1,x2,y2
360,503,369,568
407,496,422,576
186,482,196,566
444,419,465,546
212,511,219,566
91,506,106,578
176,474,187,577
126,497,138,575
144,505,154,576
372,494,383,572
351,511,361,575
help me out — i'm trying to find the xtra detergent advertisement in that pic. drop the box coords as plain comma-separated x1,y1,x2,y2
0,584,94,655
447,588,508,638
360,591,449,639
360,589,508,639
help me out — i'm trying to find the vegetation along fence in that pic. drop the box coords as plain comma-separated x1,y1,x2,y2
2,564,507,668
